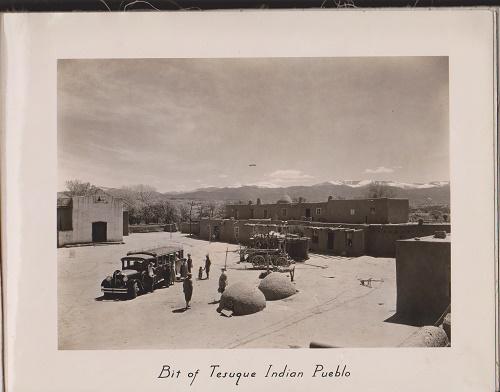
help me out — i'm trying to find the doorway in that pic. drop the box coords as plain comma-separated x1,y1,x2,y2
92,221,107,242
327,231,334,250
305,208,311,218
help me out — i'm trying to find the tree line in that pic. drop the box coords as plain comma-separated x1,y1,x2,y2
63,180,225,225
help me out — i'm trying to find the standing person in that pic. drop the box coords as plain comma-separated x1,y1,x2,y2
183,274,193,309
180,259,188,280
171,261,176,284
164,262,171,287
205,254,211,279
198,266,203,281
218,268,227,295
187,253,193,274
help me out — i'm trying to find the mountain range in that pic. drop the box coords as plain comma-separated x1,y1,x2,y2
161,180,450,207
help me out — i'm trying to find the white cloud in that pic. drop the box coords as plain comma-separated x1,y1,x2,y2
365,166,396,174
267,169,314,183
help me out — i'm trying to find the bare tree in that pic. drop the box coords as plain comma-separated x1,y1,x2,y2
64,180,100,197
214,203,227,219
124,184,157,204
178,203,190,222
152,200,179,224
366,182,395,198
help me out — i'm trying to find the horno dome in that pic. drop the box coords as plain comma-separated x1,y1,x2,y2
276,194,292,204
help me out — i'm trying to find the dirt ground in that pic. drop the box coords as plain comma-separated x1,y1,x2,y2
58,232,418,349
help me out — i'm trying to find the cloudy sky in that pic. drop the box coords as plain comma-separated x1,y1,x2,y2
58,57,448,192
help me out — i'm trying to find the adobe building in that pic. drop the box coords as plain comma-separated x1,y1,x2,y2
395,233,451,325
302,225,366,257
57,194,127,247
225,196,409,224
196,216,450,258
179,221,200,236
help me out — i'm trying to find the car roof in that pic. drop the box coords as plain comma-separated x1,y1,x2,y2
126,246,183,257
121,256,149,262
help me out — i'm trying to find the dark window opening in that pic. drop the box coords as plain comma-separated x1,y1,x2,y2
57,208,72,231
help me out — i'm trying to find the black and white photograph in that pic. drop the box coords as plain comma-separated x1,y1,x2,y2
57,56,451,350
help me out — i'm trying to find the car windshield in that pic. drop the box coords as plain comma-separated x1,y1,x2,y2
122,258,145,270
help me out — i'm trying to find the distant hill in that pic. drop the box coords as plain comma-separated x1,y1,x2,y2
60,180,449,209
161,180,450,207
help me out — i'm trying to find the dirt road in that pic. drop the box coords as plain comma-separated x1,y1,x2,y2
58,232,418,349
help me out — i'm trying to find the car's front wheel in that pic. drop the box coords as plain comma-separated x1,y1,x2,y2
128,282,139,299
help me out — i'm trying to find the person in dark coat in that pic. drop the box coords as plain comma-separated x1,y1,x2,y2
180,259,188,279
187,254,193,274
218,268,227,294
183,274,193,309
164,263,171,287
205,254,211,279
198,266,203,281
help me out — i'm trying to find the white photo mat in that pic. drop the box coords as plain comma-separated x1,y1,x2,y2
1,10,497,392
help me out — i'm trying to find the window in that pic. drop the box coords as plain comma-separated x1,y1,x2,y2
346,231,353,247
370,207,376,215
350,209,356,215
312,230,319,244
281,208,287,217
57,208,72,231
263,209,268,218
316,208,321,215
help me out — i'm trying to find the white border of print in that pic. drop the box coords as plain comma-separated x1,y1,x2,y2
1,10,496,392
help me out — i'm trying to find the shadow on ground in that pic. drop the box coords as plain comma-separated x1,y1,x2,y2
172,307,188,313
384,312,434,327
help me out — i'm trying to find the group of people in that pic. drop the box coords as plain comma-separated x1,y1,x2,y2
179,253,211,280
181,254,228,309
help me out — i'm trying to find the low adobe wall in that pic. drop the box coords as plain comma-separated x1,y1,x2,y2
366,223,451,257
180,222,200,235
395,235,451,325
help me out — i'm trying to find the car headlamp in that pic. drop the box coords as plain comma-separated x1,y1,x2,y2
122,275,128,282
106,276,112,281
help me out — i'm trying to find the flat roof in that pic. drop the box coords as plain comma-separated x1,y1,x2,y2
398,233,451,243
127,245,183,256
227,197,409,206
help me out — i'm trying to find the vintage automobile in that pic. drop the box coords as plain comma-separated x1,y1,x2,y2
101,246,185,299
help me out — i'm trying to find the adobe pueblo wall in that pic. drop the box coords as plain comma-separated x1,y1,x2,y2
395,234,451,325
